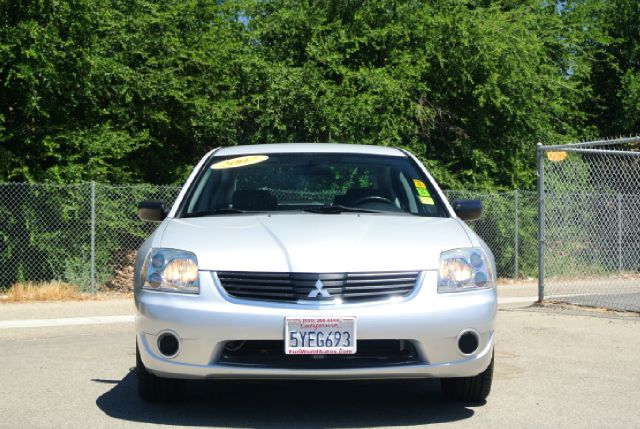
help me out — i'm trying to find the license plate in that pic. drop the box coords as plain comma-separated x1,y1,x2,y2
285,317,356,355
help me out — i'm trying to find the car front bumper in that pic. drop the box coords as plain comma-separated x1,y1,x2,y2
136,271,496,380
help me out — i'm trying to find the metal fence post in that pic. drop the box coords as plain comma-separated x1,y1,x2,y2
514,189,519,280
90,181,96,294
618,193,622,272
537,144,545,303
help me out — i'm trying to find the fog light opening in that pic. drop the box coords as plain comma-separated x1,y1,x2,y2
157,332,180,358
457,330,480,355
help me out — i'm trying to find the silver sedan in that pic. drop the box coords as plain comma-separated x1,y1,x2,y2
134,143,496,403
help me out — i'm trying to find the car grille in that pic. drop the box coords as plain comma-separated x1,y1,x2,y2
218,340,421,369
216,271,420,304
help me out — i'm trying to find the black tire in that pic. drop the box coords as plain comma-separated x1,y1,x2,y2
441,353,494,402
136,343,185,402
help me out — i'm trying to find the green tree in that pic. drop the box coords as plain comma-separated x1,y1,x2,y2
0,0,630,189
243,0,599,190
0,0,126,182
579,0,640,135
0,0,251,183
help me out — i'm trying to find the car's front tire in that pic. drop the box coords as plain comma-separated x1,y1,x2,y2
136,343,185,402
440,352,494,402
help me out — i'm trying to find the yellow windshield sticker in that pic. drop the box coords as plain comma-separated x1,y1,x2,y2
419,196,435,205
546,151,567,162
413,179,426,189
212,155,269,169
417,188,430,197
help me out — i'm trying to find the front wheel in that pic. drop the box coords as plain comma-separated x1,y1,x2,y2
136,343,185,402
441,353,494,402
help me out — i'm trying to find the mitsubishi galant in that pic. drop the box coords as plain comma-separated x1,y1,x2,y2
134,143,496,402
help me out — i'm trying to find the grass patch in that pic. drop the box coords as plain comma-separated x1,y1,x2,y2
2,281,92,302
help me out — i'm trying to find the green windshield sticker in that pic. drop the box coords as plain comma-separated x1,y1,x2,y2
414,180,432,203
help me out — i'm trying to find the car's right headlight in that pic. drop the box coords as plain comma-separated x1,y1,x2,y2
141,248,199,294
438,248,494,293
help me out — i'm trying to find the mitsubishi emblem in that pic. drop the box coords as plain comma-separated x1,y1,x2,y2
308,278,331,298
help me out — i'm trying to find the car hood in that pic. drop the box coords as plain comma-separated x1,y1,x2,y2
160,214,472,272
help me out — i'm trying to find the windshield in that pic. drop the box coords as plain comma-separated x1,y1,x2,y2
178,153,448,218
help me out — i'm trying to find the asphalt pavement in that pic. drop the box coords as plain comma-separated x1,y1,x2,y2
0,289,639,428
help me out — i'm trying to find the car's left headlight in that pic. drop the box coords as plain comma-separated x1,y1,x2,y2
438,248,494,293
141,248,199,294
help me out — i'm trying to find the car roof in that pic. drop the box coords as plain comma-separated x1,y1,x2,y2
214,143,406,157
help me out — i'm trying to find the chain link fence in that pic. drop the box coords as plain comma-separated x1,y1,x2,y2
539,137,640,311
445,190,538,279
0,183,537,292
0,183,179,293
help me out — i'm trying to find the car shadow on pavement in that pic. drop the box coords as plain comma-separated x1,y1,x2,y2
96,369,478,427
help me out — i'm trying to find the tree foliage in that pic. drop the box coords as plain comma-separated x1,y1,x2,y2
0,0,634,189
579,0,640,136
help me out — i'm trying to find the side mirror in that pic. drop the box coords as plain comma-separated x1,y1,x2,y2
452,199,482,221
138,200,167,222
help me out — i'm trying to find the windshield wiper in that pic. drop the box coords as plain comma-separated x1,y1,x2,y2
303,205,380,214
181,208,266,218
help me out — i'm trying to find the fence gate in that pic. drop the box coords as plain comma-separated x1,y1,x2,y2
538,137,640,311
